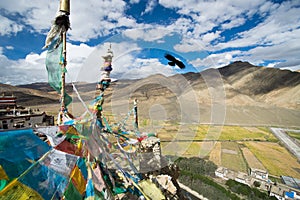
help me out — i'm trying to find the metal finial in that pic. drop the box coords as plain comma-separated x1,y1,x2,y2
60,0,70,15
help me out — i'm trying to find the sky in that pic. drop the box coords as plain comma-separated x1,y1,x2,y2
0,0,300,85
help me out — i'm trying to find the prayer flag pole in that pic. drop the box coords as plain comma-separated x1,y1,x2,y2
59,0,70,124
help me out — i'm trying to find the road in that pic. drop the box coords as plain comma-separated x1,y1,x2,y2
179,182,208,200
270,128,300,161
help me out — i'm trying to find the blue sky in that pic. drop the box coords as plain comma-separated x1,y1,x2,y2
0,0,300,85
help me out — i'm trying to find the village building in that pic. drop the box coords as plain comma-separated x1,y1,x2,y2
0,94,54,129
250,168,269,181
235,171,250,185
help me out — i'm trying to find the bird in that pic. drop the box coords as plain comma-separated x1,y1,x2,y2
164,53,185,69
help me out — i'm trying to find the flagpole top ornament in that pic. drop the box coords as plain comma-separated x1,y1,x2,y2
60,0,70,15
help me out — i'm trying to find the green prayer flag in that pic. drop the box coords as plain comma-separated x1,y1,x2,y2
45,37,72,107
64,182,82,200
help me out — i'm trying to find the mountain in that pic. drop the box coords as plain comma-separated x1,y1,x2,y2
0,83,59,106
3,61,300,127
218,61,300,109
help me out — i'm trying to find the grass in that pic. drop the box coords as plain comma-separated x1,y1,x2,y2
241,147,266,170
158,125,278,142
286,131,300,140
161,141,213,158
209,142,222,166
221,142,248,173
244,142,300,178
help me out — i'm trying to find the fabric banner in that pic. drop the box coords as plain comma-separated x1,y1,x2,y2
0,180,43,200
45,37,72,107
70,165,86,195
64,181,82,200
36,126,66,147
0,165,8,181
40,149,78,177
19,162,68,200
92,163,106,192
0,129,51,179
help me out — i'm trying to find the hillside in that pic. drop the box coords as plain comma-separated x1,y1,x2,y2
3,61,300,127
0,83,59,106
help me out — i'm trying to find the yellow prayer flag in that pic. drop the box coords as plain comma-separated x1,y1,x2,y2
71,165,86,194
0,165,8,181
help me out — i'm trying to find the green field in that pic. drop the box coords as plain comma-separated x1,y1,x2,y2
221,142,248,173
159,124,299,179
158,124,278,142
286,131,300,141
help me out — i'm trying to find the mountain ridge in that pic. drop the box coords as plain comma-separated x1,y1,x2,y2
1,61,299,126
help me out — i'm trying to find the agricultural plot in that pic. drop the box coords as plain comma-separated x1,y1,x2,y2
220,142,248,173
158,125,277,142
244,142,300,179
209,142,222,166
160,125,299,179
286,131,300,142
161,141,215,158
241,147,266,170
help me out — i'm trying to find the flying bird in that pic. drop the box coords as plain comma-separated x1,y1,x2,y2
164,53,185,69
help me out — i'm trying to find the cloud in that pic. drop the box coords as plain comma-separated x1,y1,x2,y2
122,27,172,42
5,46,14,50
190,50,241,70
0,42,96,85
0,15,23,36
174,38,205,53
142,0,157,15
274,60,300,72
0,53,47,85
0,1,57,33
1,0,300,85
114,57,174,80
0,0,133,42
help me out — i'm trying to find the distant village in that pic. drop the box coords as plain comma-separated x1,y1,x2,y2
215,166,300,199
0,94,54,130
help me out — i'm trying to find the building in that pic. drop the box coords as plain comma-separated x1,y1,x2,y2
0,95,54,130
0,95,17,109
270,183,300,200
250,168,269,181
281,176,300,190
215,167,229,180
235,172,250,185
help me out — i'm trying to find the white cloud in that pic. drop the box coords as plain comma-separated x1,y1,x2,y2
0,53,47,85
221,17,246,30
190,50,241,70
0,42,97,85
174,38,206,53
201,31,221,44
274,60,300,72
0,0,133,42
142,0,157,15
5,46,14,50
122,27,172,42
0,15,23,36
1,0,300,85
76,42,141,83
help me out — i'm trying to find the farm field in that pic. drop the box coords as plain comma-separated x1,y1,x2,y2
286,131,300,141
244,141,300,178
160,125,300,179
221,141,248,173
158,124,278,142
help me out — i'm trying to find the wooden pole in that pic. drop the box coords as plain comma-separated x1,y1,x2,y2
61,31,67,112
134,98,138,129
58,0,70,124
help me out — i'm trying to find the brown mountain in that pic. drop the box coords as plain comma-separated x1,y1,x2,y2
3,61,300,127
0,83,59,106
